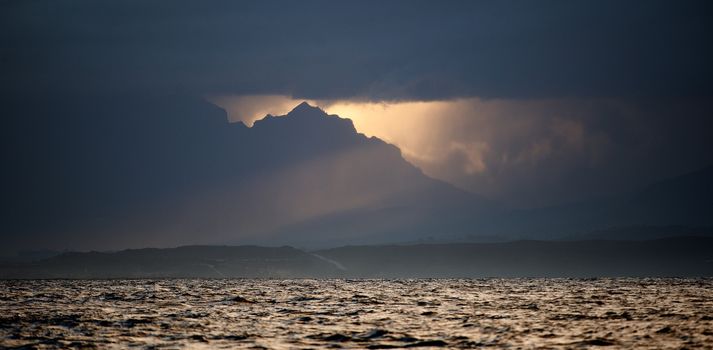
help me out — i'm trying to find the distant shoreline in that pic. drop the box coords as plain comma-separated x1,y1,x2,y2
2,236,711,279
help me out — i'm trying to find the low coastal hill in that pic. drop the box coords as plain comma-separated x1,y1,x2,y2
2,237,711,278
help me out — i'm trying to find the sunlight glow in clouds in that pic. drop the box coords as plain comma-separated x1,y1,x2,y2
208,95,487,178
321,99,491,175
206,95,603,200
209,94,701,207
209,95,476,161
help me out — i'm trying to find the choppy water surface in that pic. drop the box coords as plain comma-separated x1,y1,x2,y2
1,279,712,349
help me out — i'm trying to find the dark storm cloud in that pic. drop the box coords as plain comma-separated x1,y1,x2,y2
2,0,712,100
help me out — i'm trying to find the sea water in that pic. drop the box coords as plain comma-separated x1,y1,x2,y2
1,279,711,349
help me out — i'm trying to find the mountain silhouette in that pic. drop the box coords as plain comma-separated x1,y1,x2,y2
245,103,501,247
618,163,713,226
0,97,498,252
1,95,249,253
486,163,713,239
2,95,711,254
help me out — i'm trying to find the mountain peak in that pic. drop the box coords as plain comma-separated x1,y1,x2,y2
287,101,326,118
252,101,357,136
295,101,312,108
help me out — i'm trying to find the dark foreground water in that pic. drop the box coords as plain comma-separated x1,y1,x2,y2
1,279,712,349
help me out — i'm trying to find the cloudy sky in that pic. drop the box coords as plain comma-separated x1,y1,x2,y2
3,0,713,208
